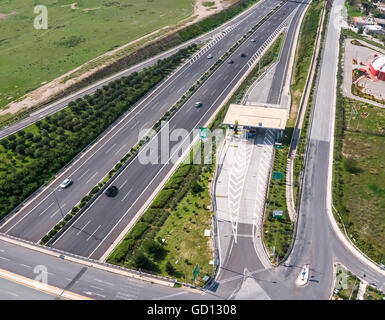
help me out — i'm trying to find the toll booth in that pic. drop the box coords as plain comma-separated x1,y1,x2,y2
223,103,288,141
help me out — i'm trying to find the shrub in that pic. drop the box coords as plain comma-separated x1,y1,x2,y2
151,189,174,208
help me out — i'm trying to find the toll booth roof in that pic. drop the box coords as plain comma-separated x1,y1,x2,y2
223,104,288,130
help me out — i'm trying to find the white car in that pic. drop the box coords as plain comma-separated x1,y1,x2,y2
207,54,213,59
195,102,203,108
60,178,72,189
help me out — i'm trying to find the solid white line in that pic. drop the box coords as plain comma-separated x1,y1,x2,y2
76,220,91,236
87,225,101,241
0,257,10,262
85,172,99,185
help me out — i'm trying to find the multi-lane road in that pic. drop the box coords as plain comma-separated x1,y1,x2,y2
0,0,282,243
1,0,383,301
51,0,303,260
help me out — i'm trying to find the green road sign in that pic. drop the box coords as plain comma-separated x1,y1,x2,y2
272,172,283,180
192,264,200,280
272,210,283,218
199,127,208,140
274,142,282,150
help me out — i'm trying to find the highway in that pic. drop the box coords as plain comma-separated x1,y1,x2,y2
0,237,217,300
211,0,385,300
51,0,303,260
210,0,309,299
1,0,383,301
0,276,54,300
0,0,282,243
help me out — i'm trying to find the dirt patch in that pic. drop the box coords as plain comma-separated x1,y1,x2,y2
194,0,236,20
0,11,16,20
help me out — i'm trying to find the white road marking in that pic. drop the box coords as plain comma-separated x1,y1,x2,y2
0,257,10,262
50,210,59,219
38,202,55,217
120,179,128,189
90,285,104,291
121,188,133,202
6,291,18,297
76,220,91,236
115,144,127,155
94,279,113,286
85,172,99,185
105,143,117,154
20,263,32,269
77,169,90,182
87,225,101,241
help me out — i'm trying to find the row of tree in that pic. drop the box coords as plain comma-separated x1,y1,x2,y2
0,45,197,218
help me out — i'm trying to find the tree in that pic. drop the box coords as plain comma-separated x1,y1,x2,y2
165,261,175,275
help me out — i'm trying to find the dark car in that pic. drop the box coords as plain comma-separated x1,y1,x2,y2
240,53,247,58
105,186,118,197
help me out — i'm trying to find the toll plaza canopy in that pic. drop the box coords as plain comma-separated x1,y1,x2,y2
223,104,288,130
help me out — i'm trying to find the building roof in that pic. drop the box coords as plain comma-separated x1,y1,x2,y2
223,104,288,130
371,55,385,72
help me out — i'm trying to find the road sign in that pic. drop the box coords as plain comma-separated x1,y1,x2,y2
272,210,283,218
192,264,200,280
272,172,283,180
199,127,208,141
274,142,282,150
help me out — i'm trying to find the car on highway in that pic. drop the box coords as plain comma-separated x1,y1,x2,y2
207,54,213,59
60,178,72,189
194,102,203,108
240,53,247,57
228,59,234,64
250,39,256,42
105,186,118,197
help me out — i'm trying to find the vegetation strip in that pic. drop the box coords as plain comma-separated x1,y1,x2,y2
262,0,325,263
39,1,286,246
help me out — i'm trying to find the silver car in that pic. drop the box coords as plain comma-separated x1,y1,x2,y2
60,178,72,189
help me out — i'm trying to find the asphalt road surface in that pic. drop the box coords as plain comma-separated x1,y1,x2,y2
0,0,282,242
51,0,303,260
0,238,217,300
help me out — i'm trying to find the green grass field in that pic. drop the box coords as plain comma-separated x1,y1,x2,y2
0,0,193,110
336,98,385,262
